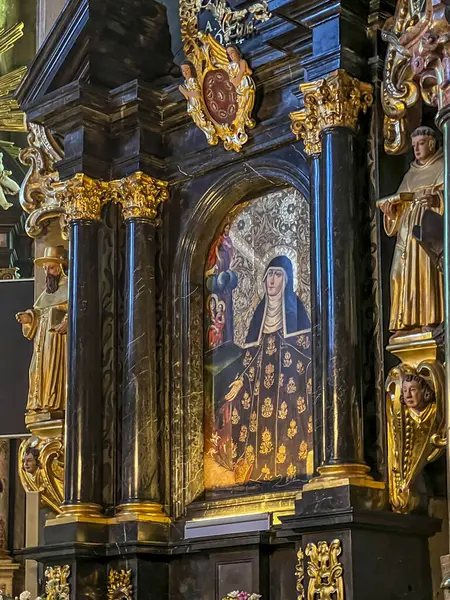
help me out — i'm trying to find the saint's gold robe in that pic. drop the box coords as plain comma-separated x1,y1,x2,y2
383,149,444,331
22,278,68,412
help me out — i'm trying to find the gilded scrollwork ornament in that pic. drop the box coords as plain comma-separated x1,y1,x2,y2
179,33,256,152
290,70,373,156
19,123,65,238
305,540,344,600
386,359,446,513
45,565,70,600
295,547,305,600
107,569,133,600
381,0,450,153
110,171,169,221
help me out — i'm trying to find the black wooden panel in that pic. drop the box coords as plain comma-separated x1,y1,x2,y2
0,279,33,435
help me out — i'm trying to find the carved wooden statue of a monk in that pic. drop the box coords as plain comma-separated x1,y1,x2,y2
15,246,68,413
379,126,444,335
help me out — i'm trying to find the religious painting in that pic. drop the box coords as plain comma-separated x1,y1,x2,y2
204,187,313,491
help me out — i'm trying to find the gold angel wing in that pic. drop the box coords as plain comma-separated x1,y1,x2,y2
416,359,446,460
197,32,229,69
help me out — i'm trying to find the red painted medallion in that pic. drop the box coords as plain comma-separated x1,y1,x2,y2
203,69,238,125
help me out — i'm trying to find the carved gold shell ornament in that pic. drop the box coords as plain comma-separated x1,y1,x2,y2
179,33,256,152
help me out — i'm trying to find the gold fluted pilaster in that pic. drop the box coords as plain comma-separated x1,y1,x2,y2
290,69,373,155
110,171,169,221
57,173,108,223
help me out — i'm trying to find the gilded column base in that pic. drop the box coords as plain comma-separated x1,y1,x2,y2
304,464,385,492
0,554,20,596
116,502,171,524
49,503,105,525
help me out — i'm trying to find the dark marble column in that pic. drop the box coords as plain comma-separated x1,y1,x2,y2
309,155,325,470
318,126,365,470
60,175,105,518
114,172,169,522
292,70,374,482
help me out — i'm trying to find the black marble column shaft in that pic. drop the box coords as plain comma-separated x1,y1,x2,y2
120,218,160,506
309,155,325,470
319,127,365,467
64,220,103,508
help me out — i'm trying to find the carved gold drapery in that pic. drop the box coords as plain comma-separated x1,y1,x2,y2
290,70,373,156
110,171,169,221
381,0,450,153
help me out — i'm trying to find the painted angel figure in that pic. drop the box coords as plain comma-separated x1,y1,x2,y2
179,61,218,145
0,152,19,210
226,45,256,129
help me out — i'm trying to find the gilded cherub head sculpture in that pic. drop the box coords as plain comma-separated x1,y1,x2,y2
22,447,41,476
400,373,435,414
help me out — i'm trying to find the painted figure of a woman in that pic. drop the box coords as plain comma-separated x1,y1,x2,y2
209,255,312,485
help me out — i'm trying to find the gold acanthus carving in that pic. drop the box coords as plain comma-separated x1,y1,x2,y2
45,565,70,600
110,171,169,221
381,0,450,154
18,419,64,514
386,349,446,513
290,69,373,156
295,547,305,600
56,173,108,223
305,539,344,600
108,569,133,600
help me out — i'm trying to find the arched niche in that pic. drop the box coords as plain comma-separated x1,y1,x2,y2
170,157,310,519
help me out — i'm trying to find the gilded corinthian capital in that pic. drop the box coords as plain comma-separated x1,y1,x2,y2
290,69,373,155
57,173,108,223
110,171,169,221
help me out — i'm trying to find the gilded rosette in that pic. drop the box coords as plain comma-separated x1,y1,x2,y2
290,70,373,155
110,171,169,221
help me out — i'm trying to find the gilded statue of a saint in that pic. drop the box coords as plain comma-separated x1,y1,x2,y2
16,246,68,413
379,126,444,334
179,60,217,145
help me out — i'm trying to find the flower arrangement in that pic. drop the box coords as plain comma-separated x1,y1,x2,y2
0,592,44,600
222,592,262,600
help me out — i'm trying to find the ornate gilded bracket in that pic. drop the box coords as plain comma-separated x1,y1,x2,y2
107,569,133,600
18,419,64,514
179,32,256,152
381,0,450,153
290,70,373,156
305,539,344,600
45,565,70,600
19,123,65,238
386,337,446,513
